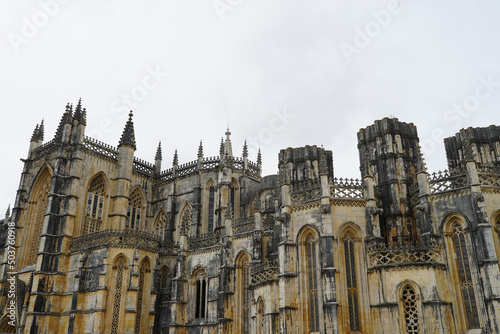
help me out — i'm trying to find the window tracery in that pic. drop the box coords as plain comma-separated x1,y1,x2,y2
401,285,420,334
154,211,167,240
127,188,142,230
451,223,479,329
111,257,126,334
83,175,106,235
344,232,361,332
19,168,51,270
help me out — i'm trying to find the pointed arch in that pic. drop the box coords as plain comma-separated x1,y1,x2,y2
297,225,322,333
204,179,217,233
397,280,424,334
490,209,500,270
191,266,208,320
153,209,167,240
338,222,365,333
127,186,145,230
82,172,109,235
235,251,251,333
109,255,129,334
442,213,481,331
256,297,265,334
18,165,52,270
135,257,151,334
176,202,192,239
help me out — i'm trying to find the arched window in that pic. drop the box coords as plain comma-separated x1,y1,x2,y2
135,259,150,334
236,253,251,333
344,232,361,332
160,266,170,298
299,227,321,332
257,298,265,334
207,182,216,233
83,174,106,235
18,167,51,270
154,211,167,240
192,268,208,320
450,222,480,329
110,257,127,334
181,204,192,236
400,285,420,334
127,188,142,230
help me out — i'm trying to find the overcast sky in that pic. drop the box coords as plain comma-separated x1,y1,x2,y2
1,1,500,212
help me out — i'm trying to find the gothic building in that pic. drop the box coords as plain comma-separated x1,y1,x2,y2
0,99,500,333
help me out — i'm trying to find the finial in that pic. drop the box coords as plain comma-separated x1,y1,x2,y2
198,140,204,158
257,148,262,166
155,141,162,160
173,149,178,166
243,140,248,157
118,110,136,149
219,138,224,156
5,205,10,218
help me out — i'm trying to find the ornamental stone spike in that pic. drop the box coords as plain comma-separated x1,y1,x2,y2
243,140,248,157
173,149,178,166
118,111,136,149
39,119,44,141
54,103,73,141
198,140,204,159
257,148,262,166
155,141,162,160
219,138,224,157
74,97,82,121
31,124,39,142
224,127,233,157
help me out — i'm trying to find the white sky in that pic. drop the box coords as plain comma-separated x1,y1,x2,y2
1,1,500,212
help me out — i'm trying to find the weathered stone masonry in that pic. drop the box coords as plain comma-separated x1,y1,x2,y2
0,100,499,334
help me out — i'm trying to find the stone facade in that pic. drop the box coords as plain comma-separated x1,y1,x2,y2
0,100,499,333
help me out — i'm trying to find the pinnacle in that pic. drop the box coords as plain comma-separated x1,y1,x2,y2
243,140,248,157
173,149,178,166
118,110,136,149
198,140,204,158
155,141,162,160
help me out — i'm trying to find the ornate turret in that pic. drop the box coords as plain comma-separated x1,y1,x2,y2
357,117,421,246
118,111,136,149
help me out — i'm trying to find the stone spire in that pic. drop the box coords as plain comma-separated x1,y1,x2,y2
54,103,73,141
242,140,248,157
155,141,162,160
219,138,224,157
198,140,204,159
5,205,10,218
257,148,262,166
118,111,136,149
223,127,233,157
173,149,178,166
